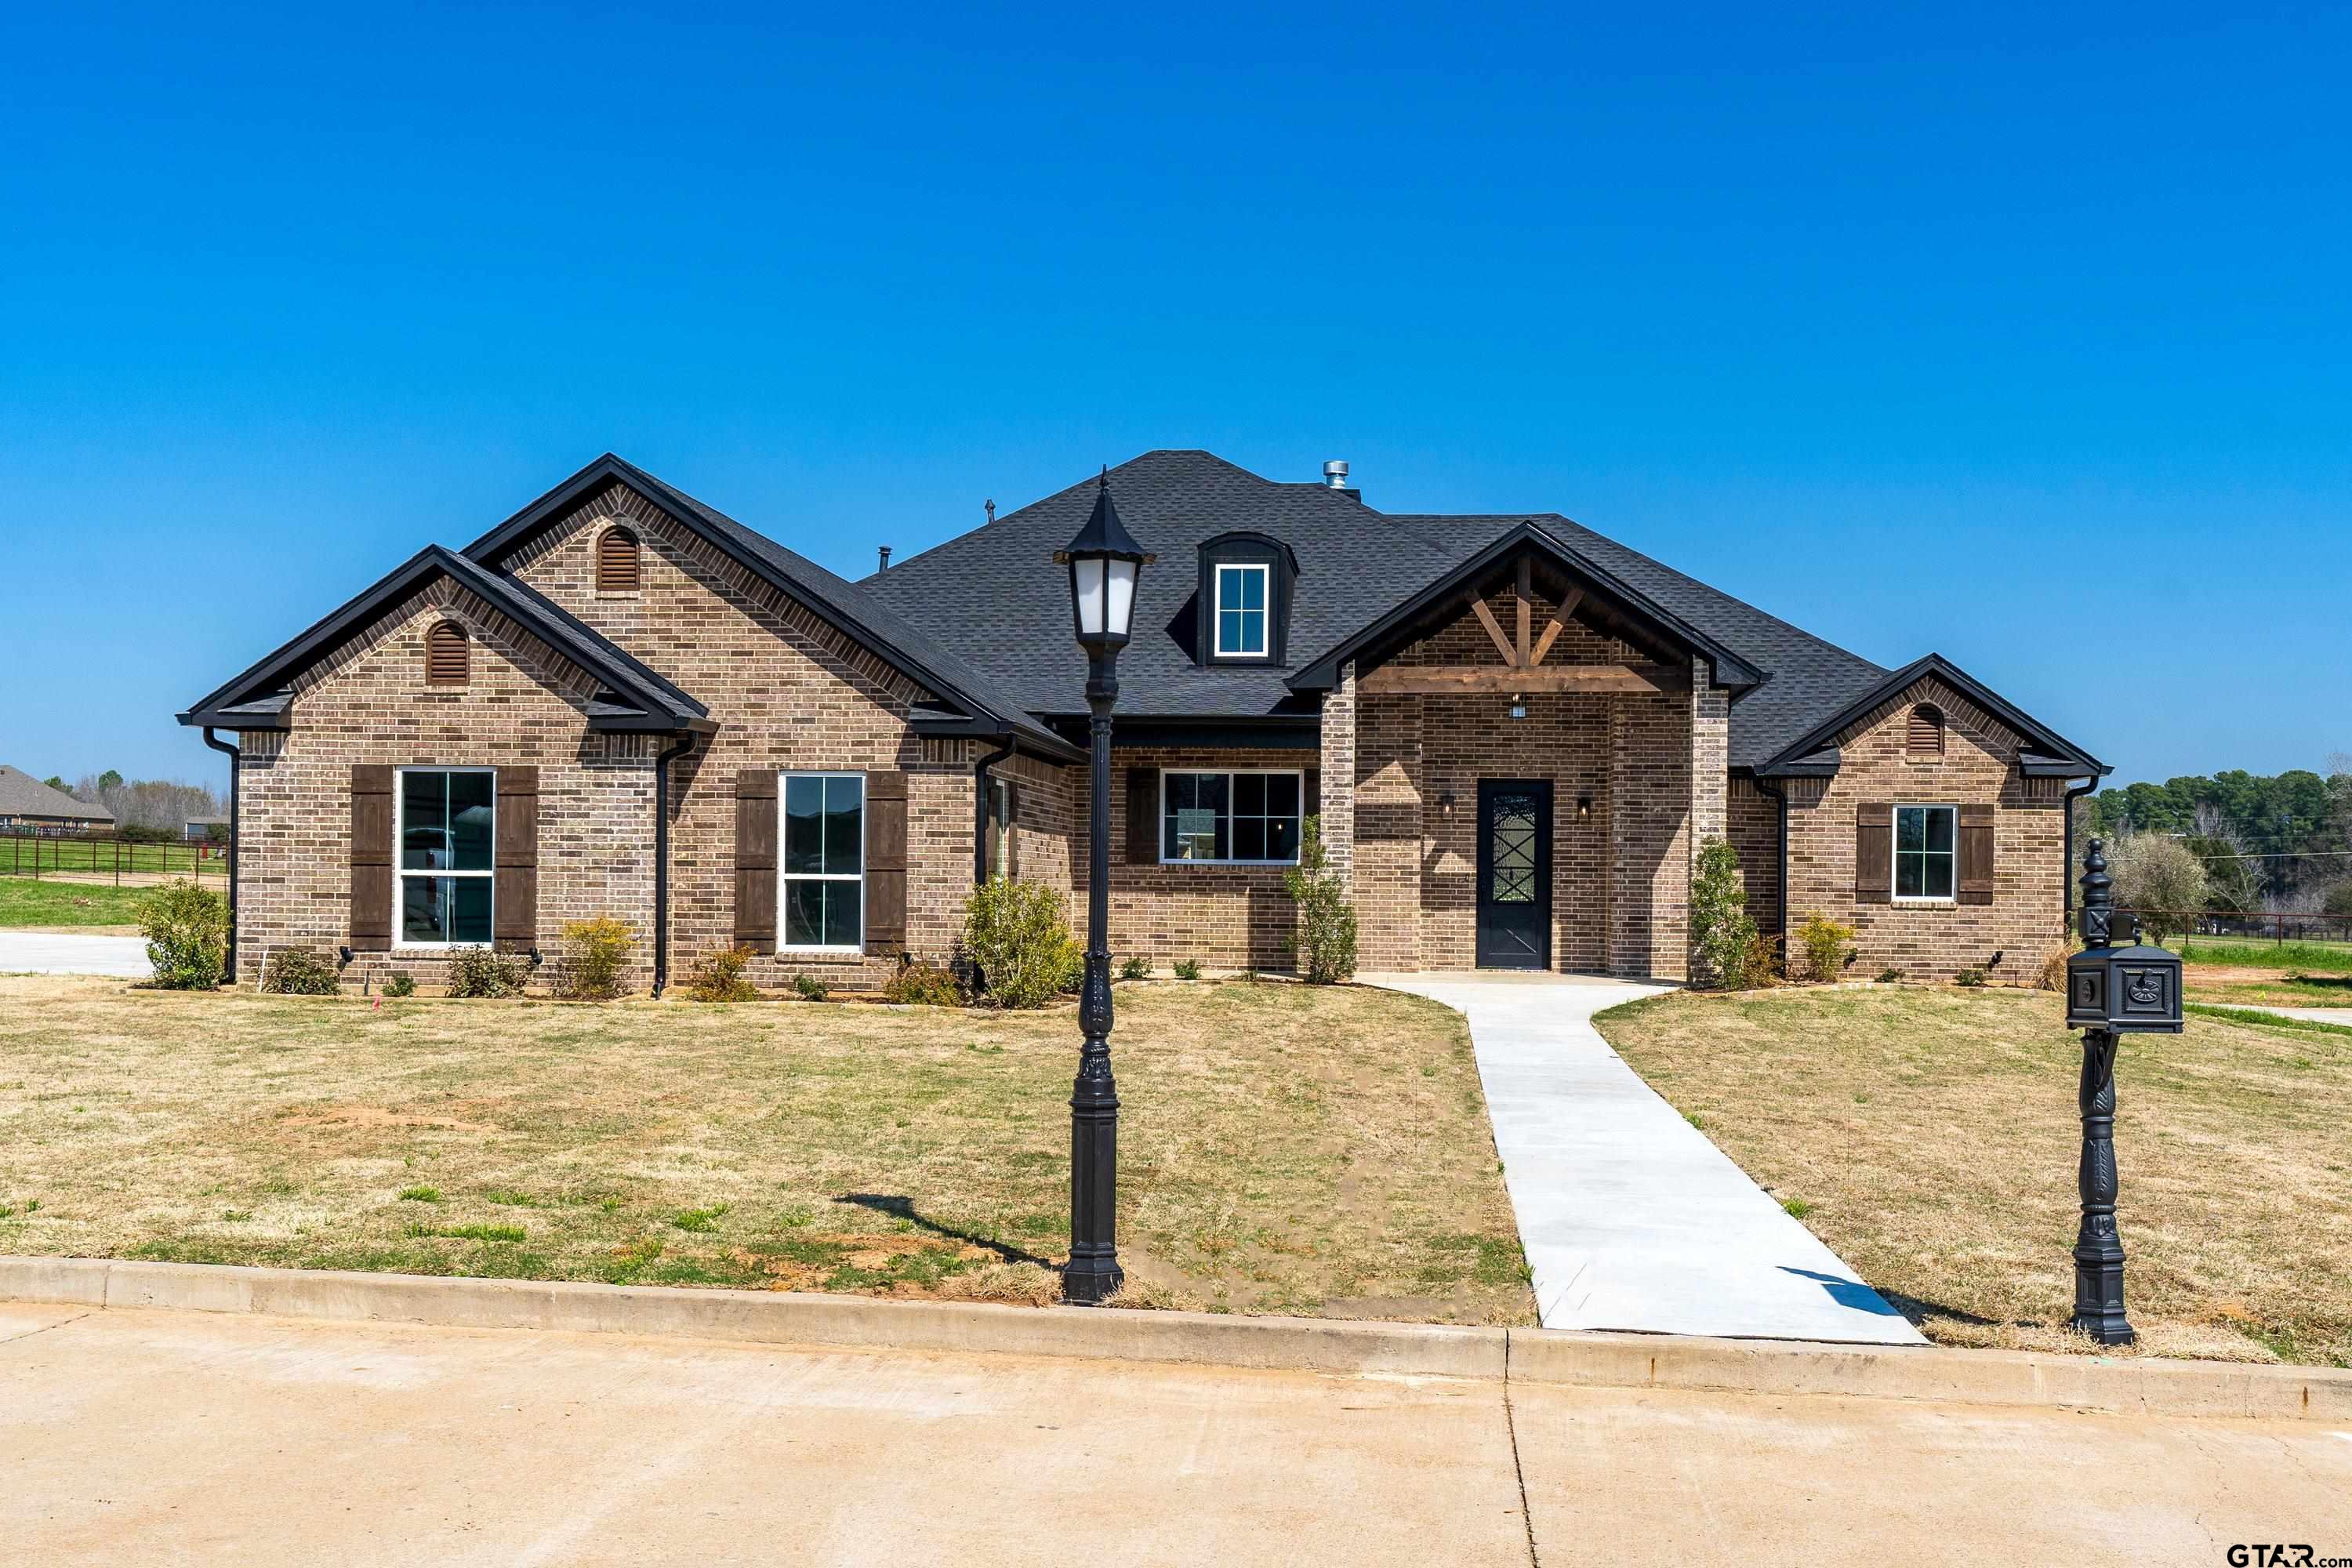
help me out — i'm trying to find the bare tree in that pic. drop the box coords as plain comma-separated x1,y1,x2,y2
71,775,227,837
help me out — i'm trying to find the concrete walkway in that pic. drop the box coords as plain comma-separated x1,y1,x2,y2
3,1303,2345,1566
2246,1005,2352,1026
0,931,148,976
1366,973,1923,1345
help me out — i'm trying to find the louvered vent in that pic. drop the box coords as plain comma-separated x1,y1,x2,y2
596,526,641,593
1907,704,1945,757
425,622,469,685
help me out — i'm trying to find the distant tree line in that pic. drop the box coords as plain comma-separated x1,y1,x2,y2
40,768,229,841
2085,755,2352,914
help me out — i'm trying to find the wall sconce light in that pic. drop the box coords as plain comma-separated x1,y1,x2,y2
1437,791,1457,816
1577,796,1592,819
1508,694,1527,720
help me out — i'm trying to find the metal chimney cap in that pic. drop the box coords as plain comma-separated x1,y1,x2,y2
1322,460,1350,489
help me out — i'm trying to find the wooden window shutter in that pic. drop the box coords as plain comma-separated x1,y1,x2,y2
348,765,394,951
596,526,641,593
1907,705,1945,757
865,770,909,956
734,770,778,953
426,622,468,685
1854,801,1893,904
1004,779,1022,880
1958,803,1995,906
1125,767,1158,865
493,765,539,953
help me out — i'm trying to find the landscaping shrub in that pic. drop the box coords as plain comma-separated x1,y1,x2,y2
2035,942,2071,993
1955,966,1988,988
791,973,830,1002
138,878,227,990
447,946,528,999
961,877,1081,1010
1118,954,1153,982
383,971,416,998
1172,958,1203,982
262,948,339,995
684,946,760,1002
1688,837,1759,991
1875,967,1903,985
1281,815,1358,984
883,959,966,1007
554,915,637,1000
1794,913,1857,983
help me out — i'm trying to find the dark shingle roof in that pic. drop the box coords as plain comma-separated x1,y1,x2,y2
0,766,114,823
862,450,1905,768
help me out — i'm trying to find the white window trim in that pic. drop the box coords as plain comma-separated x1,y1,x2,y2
778,770,866,953
1210,562,1271,659
392,766,496,949
1891,802,1960,906
1158,768,1305,866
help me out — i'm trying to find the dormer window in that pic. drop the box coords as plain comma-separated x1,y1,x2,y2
1195,532,1297,666
1214,564,1269,657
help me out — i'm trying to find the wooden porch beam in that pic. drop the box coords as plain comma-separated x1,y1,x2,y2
1468,593,1518,666
1359,663,1691,695
1528,586,1584,667
1514,559,1533,666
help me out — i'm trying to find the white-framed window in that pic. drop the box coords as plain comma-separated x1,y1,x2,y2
1893,804,1958,902
397,768,495,946
1212,563,1269,658
1161,770,1301,864
781,771,864,950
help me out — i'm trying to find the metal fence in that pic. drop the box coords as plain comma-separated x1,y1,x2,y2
1,829,231,886
2112,907,2352,944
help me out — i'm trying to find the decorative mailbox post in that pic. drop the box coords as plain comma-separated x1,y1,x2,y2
2063,839,2183,1345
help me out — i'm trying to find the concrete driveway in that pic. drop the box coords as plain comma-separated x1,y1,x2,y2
0,931,148,976
1366,973,1922,1345
3,1303,2345,1566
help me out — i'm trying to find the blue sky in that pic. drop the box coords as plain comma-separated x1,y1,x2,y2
4,3,2345,791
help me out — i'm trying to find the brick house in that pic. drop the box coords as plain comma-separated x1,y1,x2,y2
180,450,2106,991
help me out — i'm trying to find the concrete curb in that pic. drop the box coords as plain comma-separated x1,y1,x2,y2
5,1257,2347,1421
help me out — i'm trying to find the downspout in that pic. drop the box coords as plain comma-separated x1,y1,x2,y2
2063,777,2100,941
650,729,700,998
974,736,1016,884
1751,775,1788,956
200,728,241,983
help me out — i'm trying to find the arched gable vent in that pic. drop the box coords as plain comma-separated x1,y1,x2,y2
596,525,642,593
426,621,470,686
1907,703,1946,757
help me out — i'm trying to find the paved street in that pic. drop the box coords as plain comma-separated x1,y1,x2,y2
1367,973,1922,1344
3,1302,2346,1566
0,931,148,976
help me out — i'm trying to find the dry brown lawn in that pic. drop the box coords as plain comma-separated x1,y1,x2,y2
0,975,1532,1324
1595,985,2352,1365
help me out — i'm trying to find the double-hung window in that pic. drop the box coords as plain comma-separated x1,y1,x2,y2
782,772,863,949
1213,564,1269,658
397,768,495,945
1162,770,1301,864
1893,804,1957,901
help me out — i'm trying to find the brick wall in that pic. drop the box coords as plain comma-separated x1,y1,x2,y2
1728,775,1784,942
1781,675,2067,983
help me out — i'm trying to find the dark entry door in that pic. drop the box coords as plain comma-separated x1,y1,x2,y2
1476,780,1552,970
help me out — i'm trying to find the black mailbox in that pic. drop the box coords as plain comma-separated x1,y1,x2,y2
2066,938,2183,1034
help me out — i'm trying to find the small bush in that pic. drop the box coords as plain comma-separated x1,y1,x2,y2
1119,955,1153,982
554,916,637,1000
1281,815,1358,984
1688,837,1759,991
2035,942,2071,993
962,877,1081,1010
791,973,830,1003
382,971,416,998
1794,913,1857,984
140,879,227,989
684,946,760,1002
1732,928,1779,989
1955,966,1988,988
1875,967,1903,985
262,948,339,996
1173,958,1203,982
883,959,966,1007
447,946,528,999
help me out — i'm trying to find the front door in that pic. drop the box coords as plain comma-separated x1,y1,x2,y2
1475,780,1552,969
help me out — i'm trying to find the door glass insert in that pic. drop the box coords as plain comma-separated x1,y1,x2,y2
1489,793,1539,903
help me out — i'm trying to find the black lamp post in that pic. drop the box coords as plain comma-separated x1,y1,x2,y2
2063,837,2183,1345
1054,474,1152,1305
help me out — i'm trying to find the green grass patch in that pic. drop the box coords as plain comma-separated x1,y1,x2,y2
397,1185,442,1203
410,1222,528,1243
0,878,154,930
2180,938,2352,974
670,1203,730,1232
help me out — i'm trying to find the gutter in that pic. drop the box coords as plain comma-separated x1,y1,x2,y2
200,728,241,982
974,737,1016,884
2062,776,2101,941
650,730,701,997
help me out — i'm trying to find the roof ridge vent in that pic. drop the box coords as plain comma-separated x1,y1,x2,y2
1321,459,1361,503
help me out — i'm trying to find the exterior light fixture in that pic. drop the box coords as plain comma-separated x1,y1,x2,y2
1508,695,1527,721
1054,470,1152,652
1577,796,1592,818
1437,791,1456,815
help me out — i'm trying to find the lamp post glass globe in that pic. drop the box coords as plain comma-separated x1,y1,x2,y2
1068,553,1139,645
